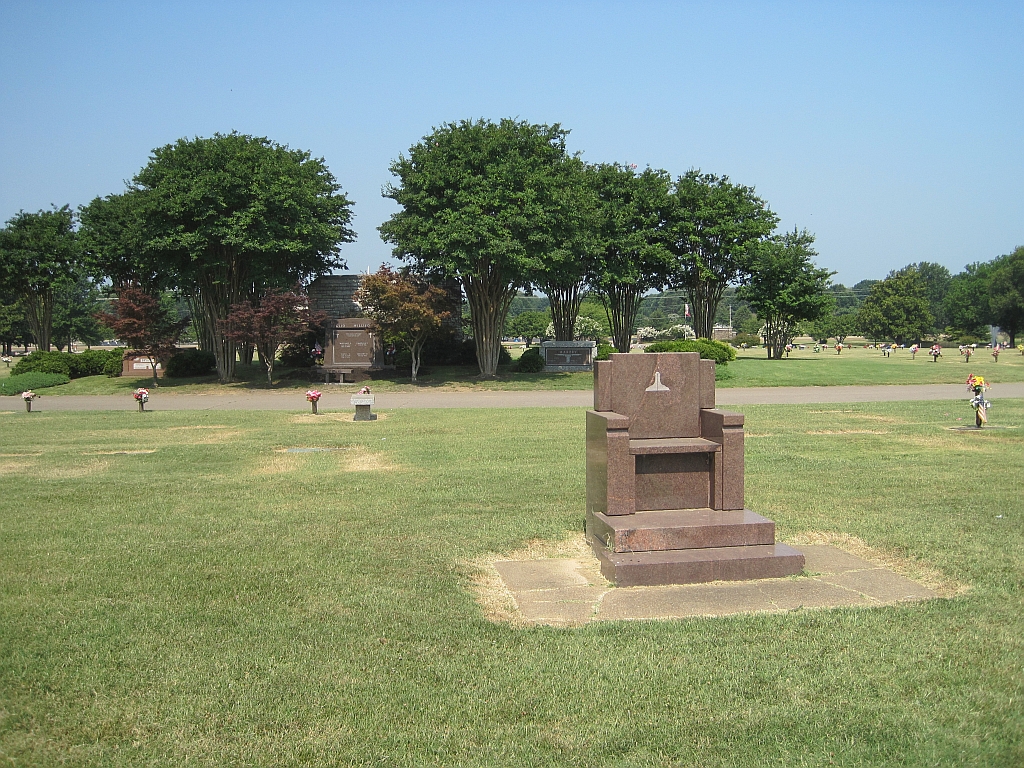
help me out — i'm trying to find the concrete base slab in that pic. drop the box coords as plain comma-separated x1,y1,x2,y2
490,543,938,626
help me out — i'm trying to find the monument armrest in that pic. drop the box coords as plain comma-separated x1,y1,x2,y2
700,409,745,436
589,410,630,431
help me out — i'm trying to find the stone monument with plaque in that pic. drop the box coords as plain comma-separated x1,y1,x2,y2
121,353,163,378
541,340,597,372
585,351,804,586
321,318,381,383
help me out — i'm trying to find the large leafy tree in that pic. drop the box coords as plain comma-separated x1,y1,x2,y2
0,206,83,351
989,246,1024,346
667,171,778,340
588,164,674,352
943,262,992,341
738,229,834,359
356,266,451,381
505,310,550,346
529,158,600,341
910,261,952,334
856,266,933,344
107,133,354,382
379,118,569,377
51,276,108,351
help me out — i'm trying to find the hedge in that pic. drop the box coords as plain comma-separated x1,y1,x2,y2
642,338,737,365
11,350,124,379
0,372,71,396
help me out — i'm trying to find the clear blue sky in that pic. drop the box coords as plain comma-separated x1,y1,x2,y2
1,1,1021,285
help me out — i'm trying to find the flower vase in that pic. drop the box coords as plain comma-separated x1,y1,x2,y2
25,400,31,413
311,400,318,415
138,400,145,412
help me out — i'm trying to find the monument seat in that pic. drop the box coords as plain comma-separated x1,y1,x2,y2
585,351,804,586
628,437,721,455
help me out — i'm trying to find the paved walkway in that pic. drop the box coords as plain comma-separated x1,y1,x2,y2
494,545,936,626
12,381,1024,411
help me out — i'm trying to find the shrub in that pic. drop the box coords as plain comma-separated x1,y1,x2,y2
596,343,615,361
515,347,545,373
11,349,124,379
0,372,70,395
103,354,123,377
643,338,737,365
69,350,123,377
11,351,71,377
166,349,217,378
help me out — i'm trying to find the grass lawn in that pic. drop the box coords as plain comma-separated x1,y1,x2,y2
1,401,1022,766
21,345,1024,397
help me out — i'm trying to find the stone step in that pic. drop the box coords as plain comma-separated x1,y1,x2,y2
592,540,806,587
587,508,776,553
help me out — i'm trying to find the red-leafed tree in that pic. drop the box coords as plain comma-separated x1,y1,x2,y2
99,284,188,386
221,288,325,386
356,266,452,381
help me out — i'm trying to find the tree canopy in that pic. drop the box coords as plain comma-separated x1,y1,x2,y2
856,266,933,344
737,229,834,359
86,132,355,381
989,246,1024,347
667,171,778,340
0,206,83,351
380,118,570,376
588,164,674,352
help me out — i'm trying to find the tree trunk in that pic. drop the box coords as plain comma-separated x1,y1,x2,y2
241,342,255,366
544,281,585,342
197,254,244,382
686,280,726,340
22,289,53,351
408,335,425,382
257,340,275,386
602,284,644,353
463,269,516,378
186,294,215,352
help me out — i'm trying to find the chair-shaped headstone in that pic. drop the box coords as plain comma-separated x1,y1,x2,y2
585,352,803,586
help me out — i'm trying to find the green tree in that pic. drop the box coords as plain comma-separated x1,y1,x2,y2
807,312,856,344
589,164,674,352
0,293,27,356
738,229,834,359
667,170,778,340
530,158,600,341
0,206,83,351
910,261,952,333
505,310,550,346
119,133,354,382
943,262,992,341
51,276,108,351
988,246,1024,346
856,266,933,344
380,119,570,377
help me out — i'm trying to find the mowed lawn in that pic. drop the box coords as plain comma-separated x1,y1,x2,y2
1,401,1022,766
17,344,1024,396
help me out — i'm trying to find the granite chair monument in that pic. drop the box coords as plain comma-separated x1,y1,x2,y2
586,352,804,586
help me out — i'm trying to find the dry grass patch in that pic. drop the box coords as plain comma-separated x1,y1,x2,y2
786,530,967,599
165,425,232,431
0,458,38,476
289,412,389,424
465,536,598,625
805,429,890,435
342,450,397,472
50,458,111,479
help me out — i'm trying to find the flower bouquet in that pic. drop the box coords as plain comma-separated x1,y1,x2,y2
306,389,322,414
22,390,35,412
929,344,942,362
2,356,11,367
966,374,991,427
133,387,150,412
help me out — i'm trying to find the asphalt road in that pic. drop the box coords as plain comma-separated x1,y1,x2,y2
11,382,1024,412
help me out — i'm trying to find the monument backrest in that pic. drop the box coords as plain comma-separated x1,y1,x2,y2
594,352,715,439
